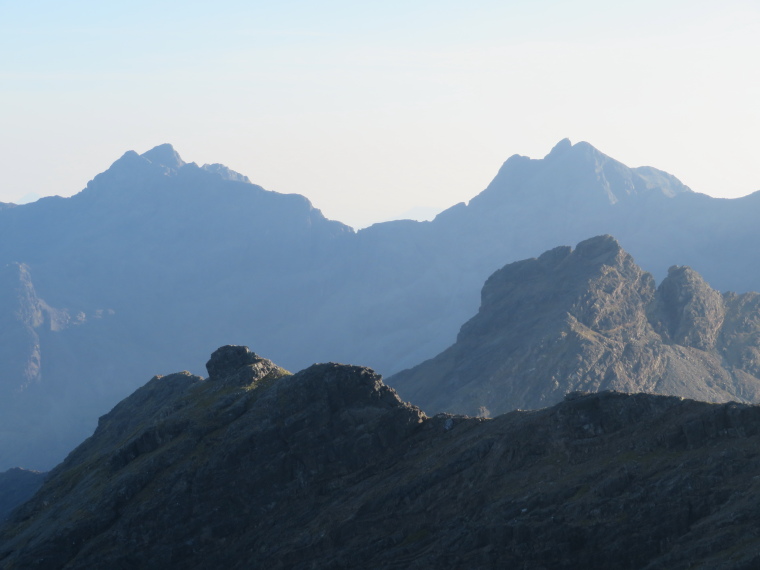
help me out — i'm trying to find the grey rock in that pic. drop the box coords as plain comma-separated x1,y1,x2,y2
205,345,262,380
389,236,760,417
140,143,185,170
650,265,725,350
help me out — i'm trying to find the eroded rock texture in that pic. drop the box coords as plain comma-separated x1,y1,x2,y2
390,236,760,416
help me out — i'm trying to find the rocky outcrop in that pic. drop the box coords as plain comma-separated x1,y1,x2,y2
204,344,267,381
4,348,760,568
140,142,185,171
389,236,760,417
650,265,726,350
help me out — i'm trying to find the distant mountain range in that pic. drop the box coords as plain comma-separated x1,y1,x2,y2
2,139,760,470
390,235,760,416
4,346,760,569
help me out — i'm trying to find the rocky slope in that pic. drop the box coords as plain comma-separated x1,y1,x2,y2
4,346,760,569
4,139,760,470
389,235,760,417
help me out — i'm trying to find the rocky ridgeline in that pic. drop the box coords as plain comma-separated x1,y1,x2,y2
3,346,760,568
389,235,760,417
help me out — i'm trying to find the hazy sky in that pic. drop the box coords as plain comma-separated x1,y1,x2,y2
1,0,758,228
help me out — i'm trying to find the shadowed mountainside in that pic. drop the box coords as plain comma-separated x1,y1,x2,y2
389,235,760,417
3,346,760,569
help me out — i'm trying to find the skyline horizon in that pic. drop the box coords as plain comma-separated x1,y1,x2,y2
4,136,757,230
2,1,758,229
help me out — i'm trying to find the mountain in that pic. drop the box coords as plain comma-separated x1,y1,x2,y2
3,346,760,569
0,469,45,522
389,236,760,417
2,139,760,470
0,145,352,470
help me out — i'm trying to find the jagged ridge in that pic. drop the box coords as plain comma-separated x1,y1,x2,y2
389,235,760,416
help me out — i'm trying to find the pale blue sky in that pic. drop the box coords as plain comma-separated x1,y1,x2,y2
1,0,758,227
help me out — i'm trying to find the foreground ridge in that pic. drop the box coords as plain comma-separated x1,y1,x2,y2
3,346,760,569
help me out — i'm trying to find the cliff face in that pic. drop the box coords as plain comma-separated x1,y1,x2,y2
4,346,760,569
389,236,760,417
0,263,46,392
0,262,117,470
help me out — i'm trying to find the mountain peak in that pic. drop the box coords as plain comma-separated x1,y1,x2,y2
203,345,281,387
206,345,262,380
469,138,689,213
546,137,572,157
545,139,607,162
650,265,725,350
140,143,185,170
389,237,760,417
574,234,623,262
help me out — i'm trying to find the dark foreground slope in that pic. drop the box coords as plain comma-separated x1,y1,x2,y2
390,235,760,417
4,346,760,569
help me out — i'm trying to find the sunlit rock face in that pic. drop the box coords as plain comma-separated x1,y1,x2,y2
389,236,760,417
